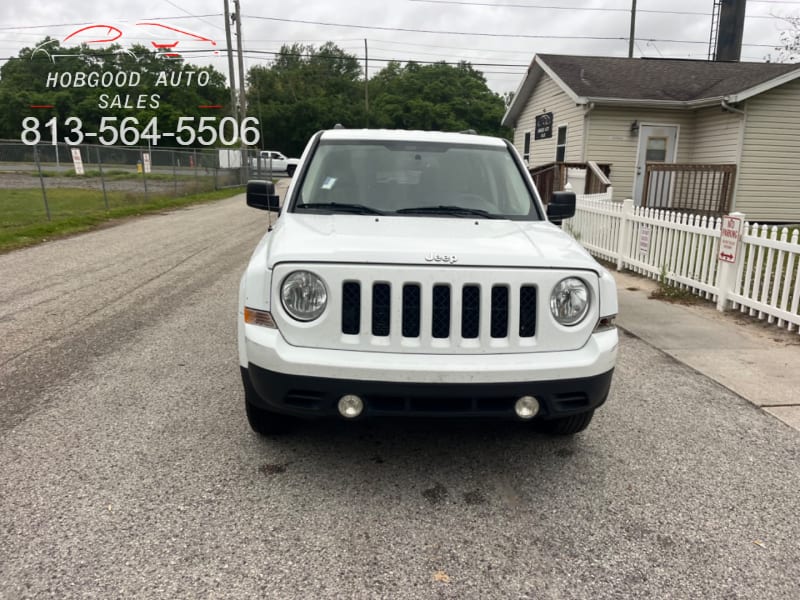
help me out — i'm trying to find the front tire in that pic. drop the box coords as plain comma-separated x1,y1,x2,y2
538,410,594,435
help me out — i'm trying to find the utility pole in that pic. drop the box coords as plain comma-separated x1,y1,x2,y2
233,0,247,121
628,0,637,58
223,0,238,121
364,38,369,127
233,0,248,178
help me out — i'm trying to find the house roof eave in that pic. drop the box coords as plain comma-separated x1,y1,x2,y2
583,96,723,109
536,56,582,104
501,62,538,128
502,55,800,128
501,55,583,127
725,66,800,103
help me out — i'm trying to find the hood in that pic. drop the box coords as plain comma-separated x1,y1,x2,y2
264,214,600,271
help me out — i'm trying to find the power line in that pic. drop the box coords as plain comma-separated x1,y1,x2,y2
409,0,703,16
243,15,630,42
242,14,780,47
241,48,528,68
407,0,788,18
254,37,539,56
0,14,224,32
161,0,225,32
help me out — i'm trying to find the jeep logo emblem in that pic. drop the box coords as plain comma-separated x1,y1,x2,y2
425,252,458,264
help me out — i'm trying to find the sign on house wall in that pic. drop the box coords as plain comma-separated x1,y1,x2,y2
535,112,553,140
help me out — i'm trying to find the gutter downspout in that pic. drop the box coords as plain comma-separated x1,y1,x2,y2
721,98,745,115
582,102,595,162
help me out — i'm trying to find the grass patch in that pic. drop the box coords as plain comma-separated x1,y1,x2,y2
649,265,705,305
36,169,197,181
0,185,245,253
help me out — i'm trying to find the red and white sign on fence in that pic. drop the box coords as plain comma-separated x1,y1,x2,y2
638,225,651,255
718,215,743,263
566,196,800,334
71,148,84,175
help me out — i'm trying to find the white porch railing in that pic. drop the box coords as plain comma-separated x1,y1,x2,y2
565,197,800,333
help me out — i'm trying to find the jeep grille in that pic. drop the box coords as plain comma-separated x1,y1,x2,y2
340,281,535,340
270,264,598,355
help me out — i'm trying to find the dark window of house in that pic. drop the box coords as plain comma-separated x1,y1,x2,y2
645,137,668,162
523,132,531,162
555,126,567,162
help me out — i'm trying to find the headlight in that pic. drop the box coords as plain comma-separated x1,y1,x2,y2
550,277,590,326
281,270,327,321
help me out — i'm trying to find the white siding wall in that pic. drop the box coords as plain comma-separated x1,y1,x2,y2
736,78,800,222
690,106,742,163
512,74,584,166
584,107,695,201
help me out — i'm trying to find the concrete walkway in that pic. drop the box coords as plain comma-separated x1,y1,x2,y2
614,270,800,432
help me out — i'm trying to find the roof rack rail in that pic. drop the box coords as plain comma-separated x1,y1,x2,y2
459,129,477,135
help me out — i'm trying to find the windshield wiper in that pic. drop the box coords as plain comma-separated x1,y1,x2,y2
295,202,384,215
394,205,501,219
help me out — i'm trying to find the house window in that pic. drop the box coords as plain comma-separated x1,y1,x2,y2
555,126,567,162
523,132,531,162
645,137,667,162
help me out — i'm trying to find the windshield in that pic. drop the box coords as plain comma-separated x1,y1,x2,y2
293,140,540,219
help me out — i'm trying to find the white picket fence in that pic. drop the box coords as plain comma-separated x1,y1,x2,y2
565,195,800,333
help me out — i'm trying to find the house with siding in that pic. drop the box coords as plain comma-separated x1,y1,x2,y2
502,54,800,222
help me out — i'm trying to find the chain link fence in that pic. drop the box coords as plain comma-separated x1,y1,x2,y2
0,139,249,225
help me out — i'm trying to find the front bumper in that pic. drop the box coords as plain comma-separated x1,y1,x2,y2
243,364,614,420
241,325,617,419
242,324,617,383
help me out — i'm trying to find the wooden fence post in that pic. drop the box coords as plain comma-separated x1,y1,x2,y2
616,199,634,271
716,211,746,312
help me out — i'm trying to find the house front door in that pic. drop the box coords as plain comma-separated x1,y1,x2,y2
633,125,678,206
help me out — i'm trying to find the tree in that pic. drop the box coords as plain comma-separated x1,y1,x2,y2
772,16,800,63
245,45,512,156
246,43,365,156
369,60,510,139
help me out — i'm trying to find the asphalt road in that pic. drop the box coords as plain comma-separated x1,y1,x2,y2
1,196,798,599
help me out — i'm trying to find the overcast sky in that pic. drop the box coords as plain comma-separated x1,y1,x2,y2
0,0,798,94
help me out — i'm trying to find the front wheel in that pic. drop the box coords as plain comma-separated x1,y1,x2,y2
538,410,595,435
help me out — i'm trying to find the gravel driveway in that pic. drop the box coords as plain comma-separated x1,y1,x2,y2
0,196,798,599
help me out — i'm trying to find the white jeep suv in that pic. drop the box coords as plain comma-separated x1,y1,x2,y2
238,129,618,435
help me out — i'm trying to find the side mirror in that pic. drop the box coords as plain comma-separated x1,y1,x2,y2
246,180,280,212
547,191,576,225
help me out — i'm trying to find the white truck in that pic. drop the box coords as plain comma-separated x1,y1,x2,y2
250,150,300,176
238,129,618,436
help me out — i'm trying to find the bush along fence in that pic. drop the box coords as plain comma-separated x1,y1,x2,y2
565,193,800,333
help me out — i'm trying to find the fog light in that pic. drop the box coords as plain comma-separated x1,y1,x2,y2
515,395,540,420
338,394,364,419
